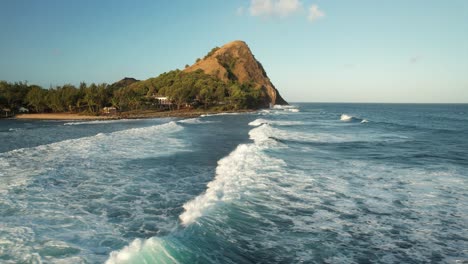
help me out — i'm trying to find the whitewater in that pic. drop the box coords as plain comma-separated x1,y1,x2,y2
0,103,467,263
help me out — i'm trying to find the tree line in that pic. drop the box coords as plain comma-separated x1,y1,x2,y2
0,70,265,115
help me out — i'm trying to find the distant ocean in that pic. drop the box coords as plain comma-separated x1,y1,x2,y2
0,103,467,263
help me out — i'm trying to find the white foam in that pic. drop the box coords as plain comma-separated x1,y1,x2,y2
340,114,354,121
340,114,369,123
200,112,242,117
248,118,269,126
179,123,286,226
177,118,216,124
63,119,144,126
0,121,185,194
271,105,300,113
272,105,297,110
248,123,349,144
248,118,304,127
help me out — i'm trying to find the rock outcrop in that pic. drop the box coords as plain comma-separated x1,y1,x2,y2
185,41,288,106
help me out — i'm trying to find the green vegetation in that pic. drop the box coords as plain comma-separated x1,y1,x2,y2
0,81,119,115
204,47,220,59
217,53,238,81
0,69,265,116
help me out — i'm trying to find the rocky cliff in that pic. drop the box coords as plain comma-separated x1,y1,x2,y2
185,41,288,106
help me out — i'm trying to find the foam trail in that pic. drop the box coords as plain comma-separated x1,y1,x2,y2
177,118,216,124
0,121,185,194
248,118,304,127
272,105,297,110
106,123,287,262
63,119,145,125
200,112,242,117
179,124,285,226
272,105,300,112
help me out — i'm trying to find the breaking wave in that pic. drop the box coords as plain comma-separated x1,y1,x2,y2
63,119,144,126
105,107,468,263
272,105,300,112
200,112,242,117
106,122,288,263
177,118,217,124
340,114,367,123
248,118,304,127
106,237,186,264
179,124,285,226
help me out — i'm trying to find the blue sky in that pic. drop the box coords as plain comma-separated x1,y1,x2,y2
1,0,467,103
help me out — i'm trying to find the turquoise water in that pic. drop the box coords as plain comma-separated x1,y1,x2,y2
0,104,467,263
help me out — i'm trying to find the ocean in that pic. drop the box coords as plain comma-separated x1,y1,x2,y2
0,103,467,264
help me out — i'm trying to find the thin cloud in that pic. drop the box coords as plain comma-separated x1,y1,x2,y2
240,1,325,23
308,4,325,22
248,0,302,17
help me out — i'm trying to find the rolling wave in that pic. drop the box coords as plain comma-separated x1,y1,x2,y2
177,118,217,124
248,118,304,127
179,124,285,226
106,237,187,264
107,121,288,263
63,119,145,126
340,114,368,123
200,112,242,117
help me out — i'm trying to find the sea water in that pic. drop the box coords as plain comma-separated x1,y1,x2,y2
0,103,467,263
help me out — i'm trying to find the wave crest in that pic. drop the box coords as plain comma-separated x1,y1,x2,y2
340,114,368,123
177,118,216,124
106,237,184,264
248,118,304,127
271,105,300,113
179,124,285,226
63,119,145,126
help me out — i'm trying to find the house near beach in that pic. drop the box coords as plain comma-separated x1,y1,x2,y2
18,107,29,113
103,106,117,115
153,96,172,106
2,108,11,118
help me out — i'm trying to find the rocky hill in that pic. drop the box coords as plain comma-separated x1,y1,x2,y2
185,41,287,106
111,77,139,88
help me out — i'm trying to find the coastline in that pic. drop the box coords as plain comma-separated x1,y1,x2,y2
15,113,113,120
13,109,255,121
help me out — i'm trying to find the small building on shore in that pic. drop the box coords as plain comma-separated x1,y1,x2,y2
2,108,12,118
18,107,29,113
103,106,117,115
154,96,172,106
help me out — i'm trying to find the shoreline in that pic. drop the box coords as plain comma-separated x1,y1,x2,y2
12,109,255,121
